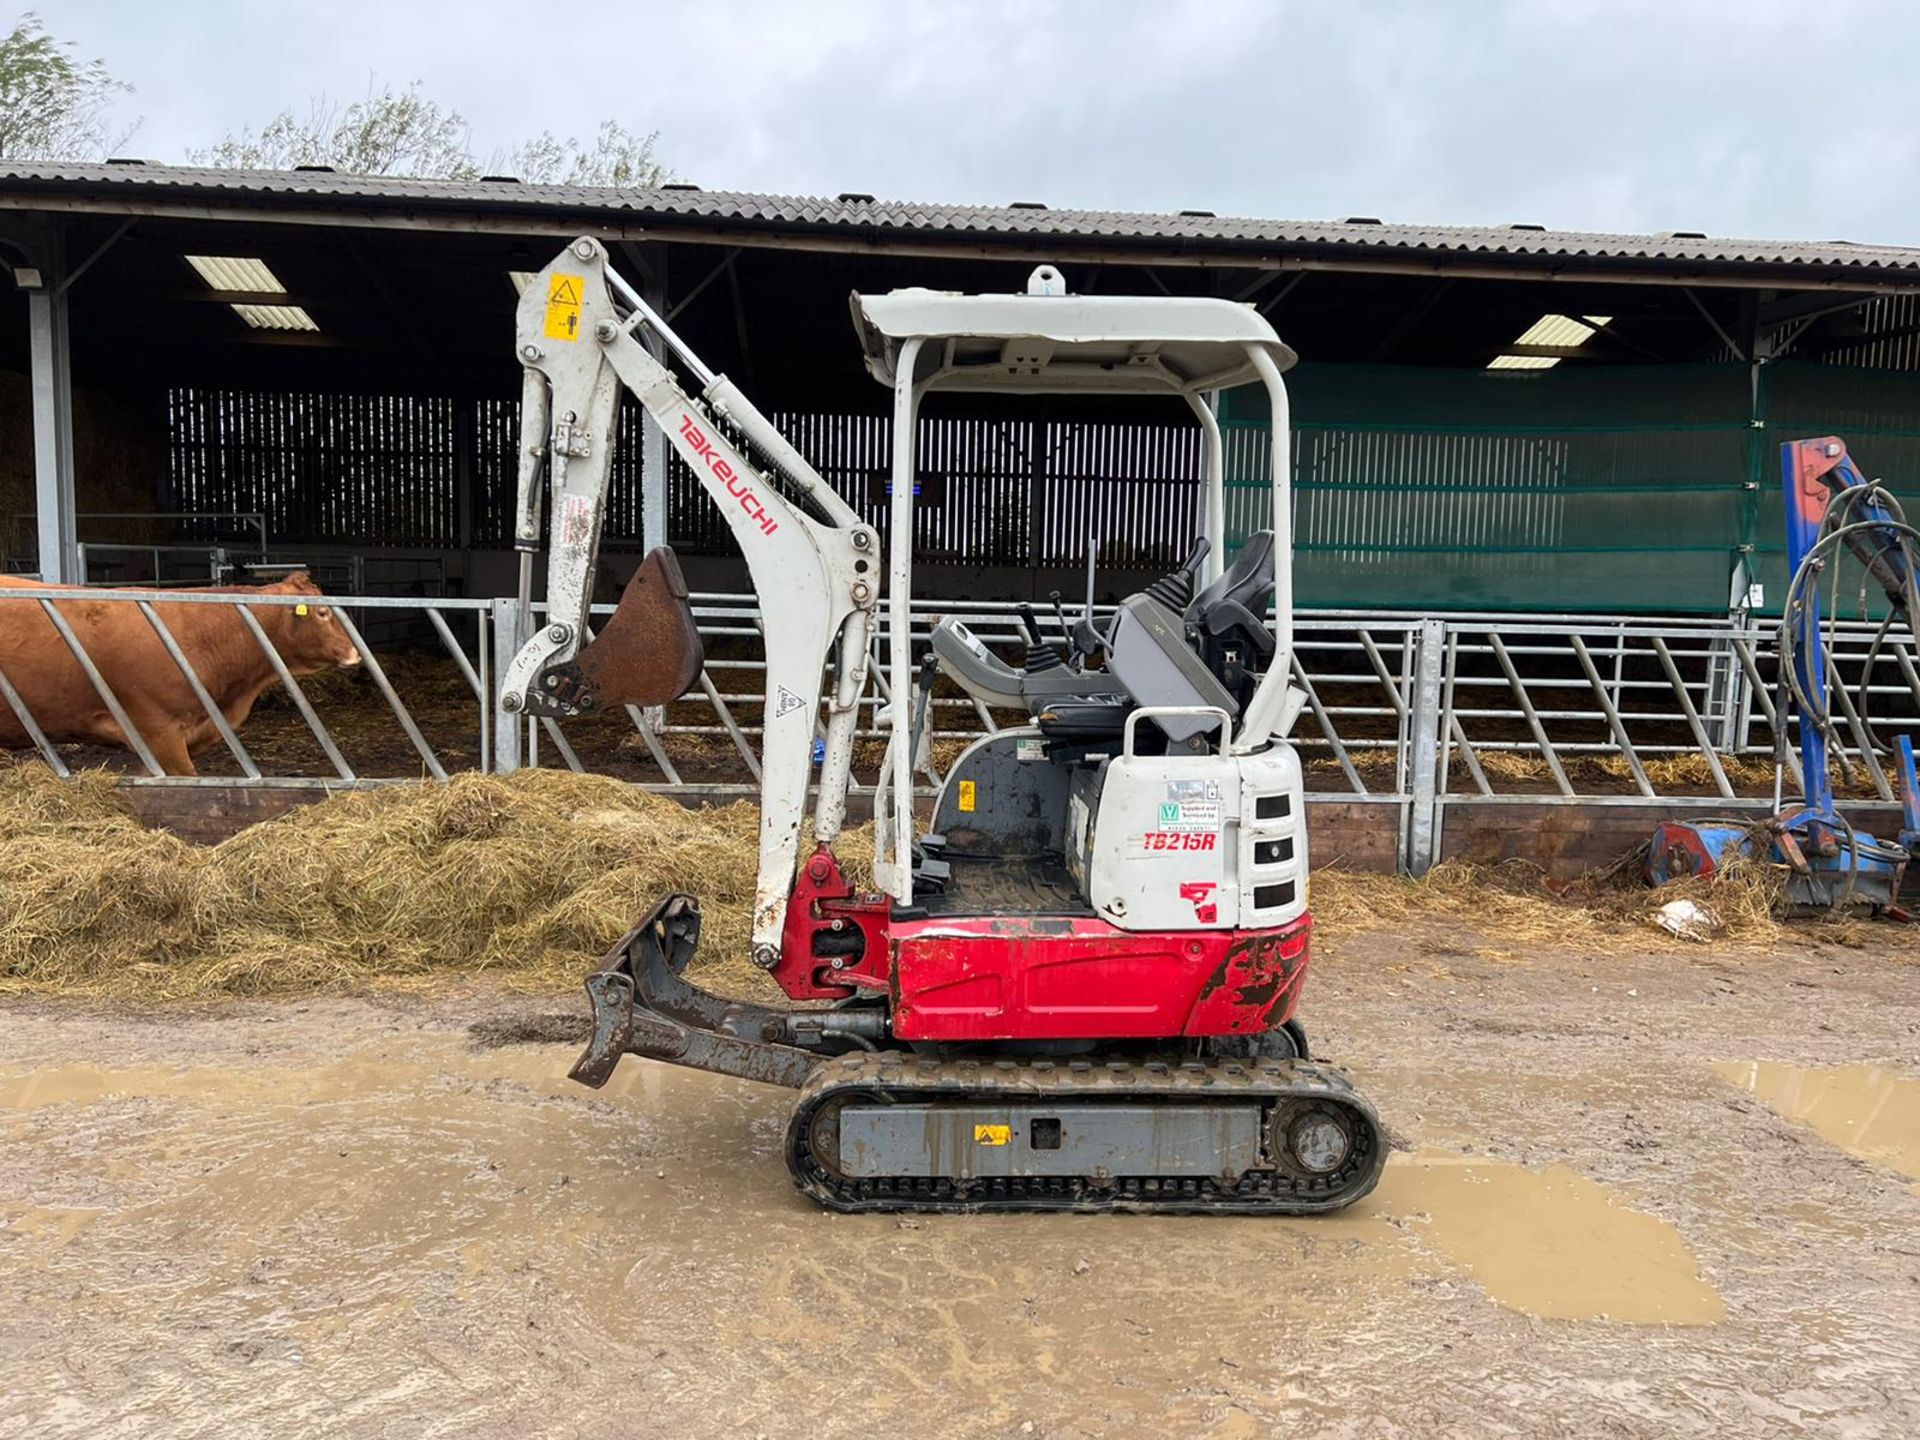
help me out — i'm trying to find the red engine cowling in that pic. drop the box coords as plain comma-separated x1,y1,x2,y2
775,843,1312,1042
886,912,1310,1042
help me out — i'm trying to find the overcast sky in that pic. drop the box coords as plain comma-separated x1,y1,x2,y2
49,0,1920,246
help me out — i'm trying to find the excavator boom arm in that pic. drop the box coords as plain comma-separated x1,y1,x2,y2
502,239,880,962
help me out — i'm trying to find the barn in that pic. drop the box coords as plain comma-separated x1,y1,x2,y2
2,161,1918,869
5,162,1920,608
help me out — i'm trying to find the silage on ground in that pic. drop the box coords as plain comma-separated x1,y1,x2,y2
0,761,823,1000
1308,853,1804,958
0,758,1886,1003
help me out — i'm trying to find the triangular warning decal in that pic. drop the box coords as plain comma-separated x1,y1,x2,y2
773,685,806,718
548,275,581,305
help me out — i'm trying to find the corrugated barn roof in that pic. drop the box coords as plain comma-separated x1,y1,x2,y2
1,161,1916,283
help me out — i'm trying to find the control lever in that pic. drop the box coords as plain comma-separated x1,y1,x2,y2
907,651,939,778
1019,603,1065,673
1070,533,1106,666
1046,590,1079,671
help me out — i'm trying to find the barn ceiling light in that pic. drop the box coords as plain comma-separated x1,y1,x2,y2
230,304,320,332
1489,314,1612,372
1515,313,1610,347
184,255,285,293
183,255,320,333
1487,313,1612,370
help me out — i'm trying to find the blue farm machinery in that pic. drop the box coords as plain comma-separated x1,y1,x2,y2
1649,437,1920,914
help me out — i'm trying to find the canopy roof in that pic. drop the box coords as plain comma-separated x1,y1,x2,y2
850,275,1297,395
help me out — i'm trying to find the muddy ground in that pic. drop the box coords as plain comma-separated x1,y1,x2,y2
2,929,1917,1439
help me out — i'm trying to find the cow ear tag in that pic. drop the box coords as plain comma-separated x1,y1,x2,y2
295,604,309,616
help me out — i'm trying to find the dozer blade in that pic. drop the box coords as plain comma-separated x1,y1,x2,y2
530,547,705,717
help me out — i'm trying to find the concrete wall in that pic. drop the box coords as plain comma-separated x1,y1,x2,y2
1437,799,1908,875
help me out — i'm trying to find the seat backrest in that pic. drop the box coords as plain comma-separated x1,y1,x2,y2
1105,593,1239,743
930,618,1028,709
1186,529,1277,656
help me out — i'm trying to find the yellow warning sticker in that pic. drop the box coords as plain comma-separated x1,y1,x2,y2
544,273,585,342
957,779,977,812
973,1124,1011,1146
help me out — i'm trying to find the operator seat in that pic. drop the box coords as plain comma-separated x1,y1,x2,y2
1184,529,1278,707
930,617,1136,744
930,528,1276,749
930,617,1127,711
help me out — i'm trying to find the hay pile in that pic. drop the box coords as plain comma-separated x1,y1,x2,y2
0,760,867,1000
0,757,1874,1004
1308,854,1800,957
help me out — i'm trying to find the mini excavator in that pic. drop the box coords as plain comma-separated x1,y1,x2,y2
501,239,1386,1214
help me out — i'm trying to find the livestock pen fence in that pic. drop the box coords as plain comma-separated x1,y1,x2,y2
6,585,1920,873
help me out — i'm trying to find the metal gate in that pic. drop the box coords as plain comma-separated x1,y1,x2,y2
6,586,1917,873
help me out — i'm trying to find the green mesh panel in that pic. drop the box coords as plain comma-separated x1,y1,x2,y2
1221,363,1761,613
1752,363,1920,618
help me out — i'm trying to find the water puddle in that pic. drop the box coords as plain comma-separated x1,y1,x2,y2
0,1041,1728,1334
1715,1060,1920,1184
0,1056,439,1110
1371,1154,1725,1324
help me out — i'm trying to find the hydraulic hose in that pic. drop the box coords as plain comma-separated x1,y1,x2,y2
1775,479,1920,871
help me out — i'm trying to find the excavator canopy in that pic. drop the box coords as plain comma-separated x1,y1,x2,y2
850,268,1297,396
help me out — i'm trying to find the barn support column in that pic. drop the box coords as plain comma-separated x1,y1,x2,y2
1707,296,1770,751
25,232,79,584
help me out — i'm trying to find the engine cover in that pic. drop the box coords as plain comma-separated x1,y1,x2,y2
1069,743,1306,931
888,910,1312,1042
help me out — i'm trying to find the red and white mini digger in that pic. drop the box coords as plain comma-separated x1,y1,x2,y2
500,240,1386,1214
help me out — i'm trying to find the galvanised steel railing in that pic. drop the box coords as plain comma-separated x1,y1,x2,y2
5,586,1918,872
0,586,490,785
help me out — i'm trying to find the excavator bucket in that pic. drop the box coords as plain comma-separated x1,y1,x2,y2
531,547,705,716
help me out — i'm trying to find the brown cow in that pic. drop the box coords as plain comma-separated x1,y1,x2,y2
0,571,360,776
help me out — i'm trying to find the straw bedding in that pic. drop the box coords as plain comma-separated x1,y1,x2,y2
0,761,810,999
0,758,1879,1003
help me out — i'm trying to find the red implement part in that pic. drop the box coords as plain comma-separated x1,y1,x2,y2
774,844,894,1000
1785,435,1849,528
1647,820,1724,882
888,912,1311,1043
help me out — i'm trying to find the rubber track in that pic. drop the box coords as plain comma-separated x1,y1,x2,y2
785,1052,1387,1215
